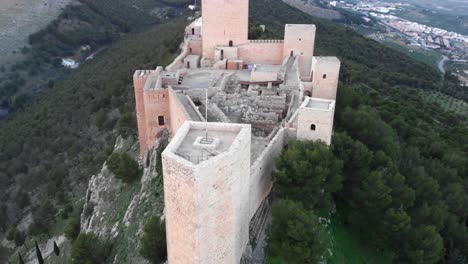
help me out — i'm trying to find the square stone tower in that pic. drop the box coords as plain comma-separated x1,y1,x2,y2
296,97,336,145
283,24,316,78
311,56,341,100
162,122,251,264
202,0,249,59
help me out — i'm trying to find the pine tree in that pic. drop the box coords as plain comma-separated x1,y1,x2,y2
18,253,25,264
35,240,44,264
54,241,60,256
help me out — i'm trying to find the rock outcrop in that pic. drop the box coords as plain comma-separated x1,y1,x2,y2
80,136,166,263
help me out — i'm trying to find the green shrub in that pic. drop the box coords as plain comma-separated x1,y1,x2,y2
274,140,343,211
140,216,167,264
70,233,111,264
266,199,330,264
65,214,81,241
107,152,141,183
6,227,25,246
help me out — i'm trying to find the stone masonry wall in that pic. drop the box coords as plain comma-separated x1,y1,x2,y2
296,105,335,145
143,89,170,151
134,70,158,155
239,42,284,65
311,57,341,100
162,122,252,264
249,128,287,218
168,88,191,137
283,24,316,78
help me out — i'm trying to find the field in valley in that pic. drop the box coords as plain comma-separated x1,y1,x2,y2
0,0,73,65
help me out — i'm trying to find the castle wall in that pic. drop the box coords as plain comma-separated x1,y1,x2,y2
202,0,249,59
311,57,341,100
168,88,191,137
189,38,203,55
283,24,316,78
162,153,200,263
143,89,170,150
133,70,153,155
214,46,239,61
167,39,190,71
238,42,284,65
249,128,287,218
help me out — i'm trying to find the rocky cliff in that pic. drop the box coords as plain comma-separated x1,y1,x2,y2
80,136,165,263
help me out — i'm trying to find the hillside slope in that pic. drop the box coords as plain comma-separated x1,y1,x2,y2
0,15,186,255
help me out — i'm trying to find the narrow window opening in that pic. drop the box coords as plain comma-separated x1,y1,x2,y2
310,124,316,131
192,28,195,35
299,38,302,41
187,61,190,68
229,40,233,47
290,50,294,57
158,116,165,126
323,74,327,79
220,49,224,60
258,90,262,96
189,48,193,54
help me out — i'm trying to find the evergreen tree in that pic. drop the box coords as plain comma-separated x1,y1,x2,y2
53,241,60,256
18,253,24,264
35,240,44,264
71,233,110,264
107,152,141,183
274,140,343,210
266,199,329,264
140,216,167,264
403,225,444,264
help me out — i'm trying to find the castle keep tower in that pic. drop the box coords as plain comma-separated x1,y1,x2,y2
202,0,249,59
162,122,251,264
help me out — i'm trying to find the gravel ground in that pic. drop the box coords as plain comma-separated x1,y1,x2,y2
0,0,73,65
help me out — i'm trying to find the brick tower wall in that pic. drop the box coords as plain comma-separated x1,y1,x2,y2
296,101,335,145
133,70,154,156
283,24,316,78
202,0,249,59
143,89,170,151
311,57,341,100
162,122,251,264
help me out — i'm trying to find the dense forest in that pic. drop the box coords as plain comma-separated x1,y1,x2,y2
0,0,191,112
248,0,467,263
0,15,187,244
0,0,466,262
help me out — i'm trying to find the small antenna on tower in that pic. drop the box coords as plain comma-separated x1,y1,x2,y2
205,88,208,138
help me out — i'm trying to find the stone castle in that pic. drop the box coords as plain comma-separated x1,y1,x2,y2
133,0,340,263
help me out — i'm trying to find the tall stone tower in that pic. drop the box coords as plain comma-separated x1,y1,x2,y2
283,24,316,78
311,56,341,100
162,122,251,264
296,97,335,145
202,0,249,59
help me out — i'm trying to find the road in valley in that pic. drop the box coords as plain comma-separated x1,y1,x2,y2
438,55,449,75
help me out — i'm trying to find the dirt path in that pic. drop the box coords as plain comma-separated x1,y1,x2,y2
0,0,74,65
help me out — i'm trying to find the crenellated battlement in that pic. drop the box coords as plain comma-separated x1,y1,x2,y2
249,39,284,43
